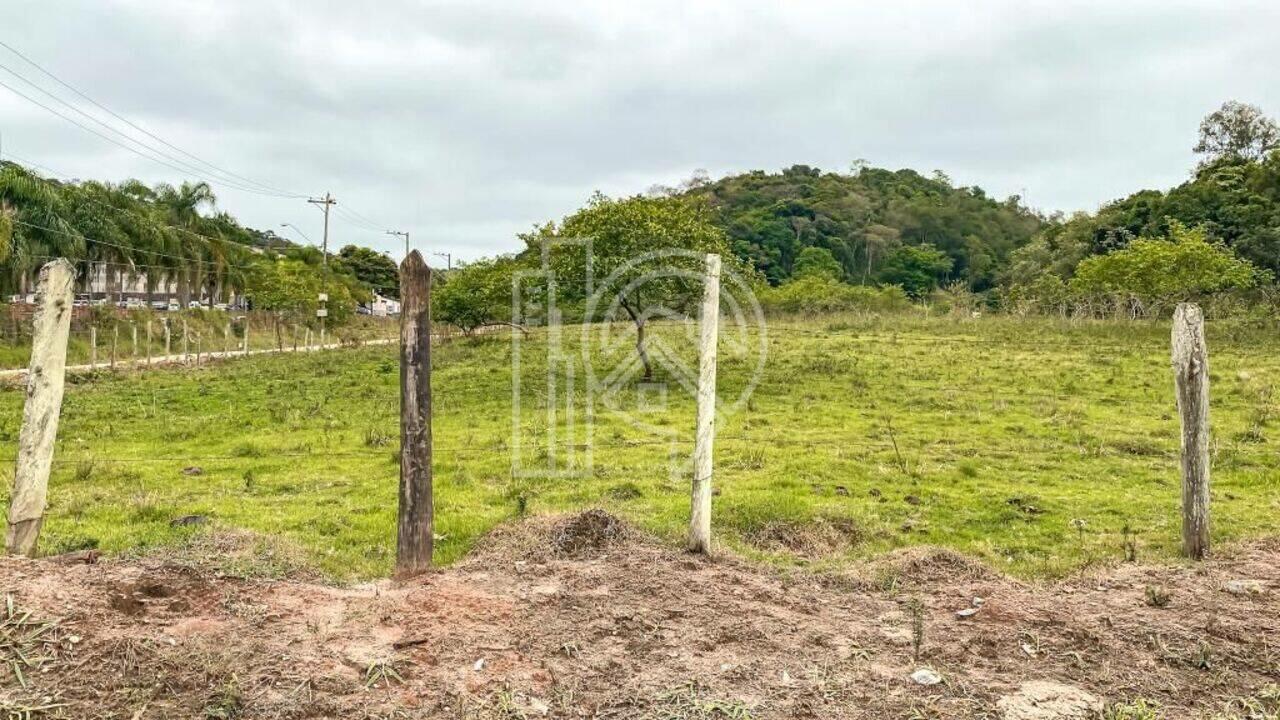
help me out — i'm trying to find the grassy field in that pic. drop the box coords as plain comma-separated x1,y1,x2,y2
1,313,1278,581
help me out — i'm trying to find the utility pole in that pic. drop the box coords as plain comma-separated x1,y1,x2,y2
308,193,336,344
387,230,410,257
432,251,452,271
307,193,336,267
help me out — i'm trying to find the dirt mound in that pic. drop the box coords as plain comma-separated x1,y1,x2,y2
463,509,637,566
551,508,628,557
744,516,864,557
1,523,1279,718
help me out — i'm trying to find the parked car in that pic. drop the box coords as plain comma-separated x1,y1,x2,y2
73,296,91,308
188,301,205,309
150,300,168,311
214,303,229,311
167,300,181,311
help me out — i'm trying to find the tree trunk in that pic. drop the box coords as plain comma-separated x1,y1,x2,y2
635,319,654,382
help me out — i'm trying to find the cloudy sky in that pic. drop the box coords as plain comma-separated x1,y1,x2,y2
1,0,1277,262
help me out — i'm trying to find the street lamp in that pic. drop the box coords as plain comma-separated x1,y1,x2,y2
279,222,313,246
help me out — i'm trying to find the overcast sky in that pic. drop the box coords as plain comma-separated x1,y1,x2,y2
1,1,1277,262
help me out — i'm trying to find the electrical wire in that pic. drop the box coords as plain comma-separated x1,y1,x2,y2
0,41,305,199
12,219,262,271
1,151,307,260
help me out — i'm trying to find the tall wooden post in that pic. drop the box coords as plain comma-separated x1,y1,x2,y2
163,320,171,359
7,259,75,556
110,324,118,369
1172,303,1211,560
244,321,251,356
224,323,231,357
145,321,152,366
397,251,433,577
89,325,97,367
688,254,721,554
181,318,189,363
131,323,138,359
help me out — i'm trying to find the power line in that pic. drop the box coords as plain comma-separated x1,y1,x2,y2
11,218,261,271
0,40,305,199
1,152,282,259
0,76,298,200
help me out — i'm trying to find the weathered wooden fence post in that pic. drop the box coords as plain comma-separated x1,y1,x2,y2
244,320,251,356
688,253,721,554
131,323,138,359
181,318,189,363
145,320,152,366
110,324,118,369
7,259,75,556
397,251,433,577
163,320,171,359
224,323,231,357
1172,303,1211,560
89,325,97,367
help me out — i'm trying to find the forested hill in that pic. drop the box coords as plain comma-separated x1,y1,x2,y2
681,164,1044,289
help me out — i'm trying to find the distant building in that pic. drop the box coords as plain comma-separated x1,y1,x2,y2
367,293,401,317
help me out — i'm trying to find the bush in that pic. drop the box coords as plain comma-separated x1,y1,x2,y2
758,277,911,316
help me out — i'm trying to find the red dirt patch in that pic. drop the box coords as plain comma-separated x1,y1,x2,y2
0,512,1277,718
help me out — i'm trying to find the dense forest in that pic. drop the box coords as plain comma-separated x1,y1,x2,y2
683,164,1044,291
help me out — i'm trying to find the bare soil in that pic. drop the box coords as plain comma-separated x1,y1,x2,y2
1,512,1277,719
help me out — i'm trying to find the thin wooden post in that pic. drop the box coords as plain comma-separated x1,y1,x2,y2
145,321,152,366
397,250,433,576
110,324,118,369
163,320,171,359
1172,303,1211,560
196,334,202,364
224,323,231,357
7,259,75,556
688,253,721,554
131,323,138,359
244,320,251,356
292,324,299,353
89,325,97,367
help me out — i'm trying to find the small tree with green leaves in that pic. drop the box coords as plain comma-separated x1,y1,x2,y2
792,246,844,281
527,193,729,381
1071,222,1268,312
877,244,953,299
433,256,521,335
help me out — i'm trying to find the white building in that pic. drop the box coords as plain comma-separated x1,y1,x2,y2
368,293,401,317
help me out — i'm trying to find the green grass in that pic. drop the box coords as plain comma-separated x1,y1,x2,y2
1,313,1278,581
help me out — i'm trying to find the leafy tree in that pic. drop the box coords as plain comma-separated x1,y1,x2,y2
245,258,362,324
528,193,729,381
1070,223,1267,306
791,246,844,280
336,244,399,299
877,243,953,298
1194,101,1280,165
433,256,520,334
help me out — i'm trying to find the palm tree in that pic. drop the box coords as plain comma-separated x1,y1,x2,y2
155,181,216,305
0,162,79,294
